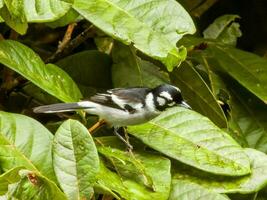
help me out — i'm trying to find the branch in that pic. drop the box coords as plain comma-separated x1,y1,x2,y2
45,25,95,63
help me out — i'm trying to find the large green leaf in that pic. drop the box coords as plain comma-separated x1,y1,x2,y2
95,161,168,200
0,0,71,34
0,111,56,182
169,180,229,200
112,42,170,88
173,148,267,194
128,107,250,176
203,15,241,46
98,146,171,200
7,170,67,200
230,83,267,152
0,40,82,102
206,44,267,103
135,152,171,200
56,50,112,88
73,0,195,71
170,61,227,128
98,146,154,189
53,119,100,200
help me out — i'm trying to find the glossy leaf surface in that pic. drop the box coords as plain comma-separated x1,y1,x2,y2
53,120,99,200
128,107,250,176
73,0,195,70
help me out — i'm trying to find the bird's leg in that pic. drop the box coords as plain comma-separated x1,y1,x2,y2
114,127,133,150
88,119,106,134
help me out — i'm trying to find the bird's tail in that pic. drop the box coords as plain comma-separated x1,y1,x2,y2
33,101,92,113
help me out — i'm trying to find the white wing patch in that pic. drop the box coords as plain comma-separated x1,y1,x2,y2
157,97,166,106
160,91,172,100
111,94,127,109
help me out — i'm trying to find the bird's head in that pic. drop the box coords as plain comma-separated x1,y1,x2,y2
152,84,191,111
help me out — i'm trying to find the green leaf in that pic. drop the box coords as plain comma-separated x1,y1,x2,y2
0,134,36,172
73,0,195,71
170,61,227,128
53,119,100,200
7,170,67,200
0,111,56,182
0,167,23,195
206,44,267,103
128,107,250,176
22,83,60,105
169,180,229,200
230,83,267,152
203,15,241,46
98,146,154,189
98,146,171,199
173,148,267,194
135,152,171,200
24,0,71,22
47,8,81,28
56,50,112,88
0,4,28,34
0,0,71,34
0,40,82,102
112,42,170,88
95,161,169,200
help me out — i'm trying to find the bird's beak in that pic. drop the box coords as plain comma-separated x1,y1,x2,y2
180,101,191,109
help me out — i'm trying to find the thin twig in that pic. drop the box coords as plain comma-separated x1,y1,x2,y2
191,0,219,17
57,23,77,53
45,25,95,63
88,119,106,134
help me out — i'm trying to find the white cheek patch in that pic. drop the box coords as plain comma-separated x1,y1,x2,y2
157,97,166,106
145,92,155,111
160,91,172,101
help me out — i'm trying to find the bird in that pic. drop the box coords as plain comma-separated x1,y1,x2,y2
33,84,190,148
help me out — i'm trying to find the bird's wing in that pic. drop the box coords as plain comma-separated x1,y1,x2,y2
90,87,151,112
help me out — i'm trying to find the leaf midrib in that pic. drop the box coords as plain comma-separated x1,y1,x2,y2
146,120,247,172
0,132,39,173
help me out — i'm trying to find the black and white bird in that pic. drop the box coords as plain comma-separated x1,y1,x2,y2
34,84,190,149
33,84,190,126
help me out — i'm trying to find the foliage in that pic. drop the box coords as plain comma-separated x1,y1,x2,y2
0,0,267,200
